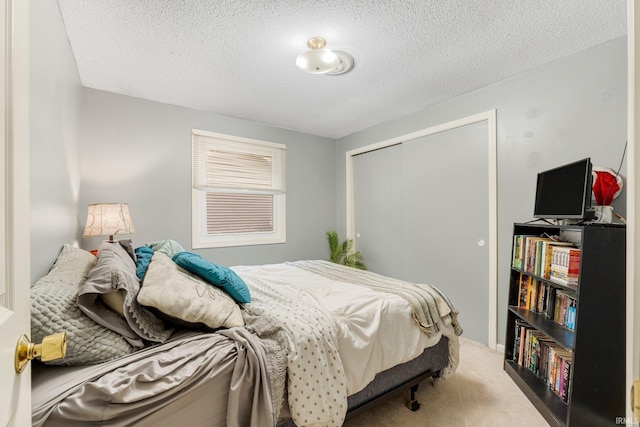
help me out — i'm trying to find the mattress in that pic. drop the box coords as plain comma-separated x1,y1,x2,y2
232,261,460,395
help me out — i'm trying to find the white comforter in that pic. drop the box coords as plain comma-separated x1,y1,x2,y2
232,261,460,427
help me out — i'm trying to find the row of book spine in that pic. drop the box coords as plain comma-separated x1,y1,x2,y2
513,320,573,403
512,234,580,286
517,273,577,330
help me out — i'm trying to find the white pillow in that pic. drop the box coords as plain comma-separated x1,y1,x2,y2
138,252,244,329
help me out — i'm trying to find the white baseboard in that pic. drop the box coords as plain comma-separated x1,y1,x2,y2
496,343,505,354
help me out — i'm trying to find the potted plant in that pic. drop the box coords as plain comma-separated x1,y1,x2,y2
326,230,366,270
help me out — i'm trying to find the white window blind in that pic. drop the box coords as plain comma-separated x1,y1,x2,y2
205,192,273,234
191,130,286,248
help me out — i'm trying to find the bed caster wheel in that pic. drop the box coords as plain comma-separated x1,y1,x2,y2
431,371,441,387
407,399,421,411
407,384,420,411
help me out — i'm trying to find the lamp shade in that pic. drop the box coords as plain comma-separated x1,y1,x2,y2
82,203,136,242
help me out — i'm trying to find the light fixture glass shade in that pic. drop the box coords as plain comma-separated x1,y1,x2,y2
82,203,136,242
296,37,354,75
296,48,340,74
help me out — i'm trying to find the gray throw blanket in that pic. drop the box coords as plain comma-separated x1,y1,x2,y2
242,311,289,422
32,328,276,427
290,260,463,337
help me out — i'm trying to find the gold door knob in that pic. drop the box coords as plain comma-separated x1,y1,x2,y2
14,332,67,373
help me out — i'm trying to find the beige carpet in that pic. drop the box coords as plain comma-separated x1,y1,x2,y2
344,337,549,427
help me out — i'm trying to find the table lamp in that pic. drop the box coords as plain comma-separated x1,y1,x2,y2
82,203,136,242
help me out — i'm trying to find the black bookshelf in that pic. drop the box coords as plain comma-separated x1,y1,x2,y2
504,223,625,427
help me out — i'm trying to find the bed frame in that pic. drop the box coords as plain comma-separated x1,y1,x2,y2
277,336,449,426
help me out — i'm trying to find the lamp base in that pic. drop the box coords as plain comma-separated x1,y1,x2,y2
591,205,614,223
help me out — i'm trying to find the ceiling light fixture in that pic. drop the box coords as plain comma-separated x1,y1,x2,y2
296,37,354,75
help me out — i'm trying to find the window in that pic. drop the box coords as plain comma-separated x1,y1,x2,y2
192,130,286,248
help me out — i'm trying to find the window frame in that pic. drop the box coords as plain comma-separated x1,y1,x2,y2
191,129,286,249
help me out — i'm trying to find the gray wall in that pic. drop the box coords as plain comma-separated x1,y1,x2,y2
30,0,84,281
79,89,337,267
336,37,628,346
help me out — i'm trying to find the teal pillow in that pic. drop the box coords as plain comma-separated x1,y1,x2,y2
134,246,154,279
172,252,251,303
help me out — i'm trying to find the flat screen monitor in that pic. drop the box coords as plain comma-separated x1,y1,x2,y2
533,158,593,220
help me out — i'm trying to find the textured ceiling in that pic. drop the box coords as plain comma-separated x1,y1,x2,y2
57,0,627,139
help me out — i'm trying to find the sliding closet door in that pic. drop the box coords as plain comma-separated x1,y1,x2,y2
352,121,489,345
402,122,489,345
352,144,404,279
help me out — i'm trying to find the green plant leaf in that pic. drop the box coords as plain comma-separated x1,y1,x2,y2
326,230,366,270
326,230,343,263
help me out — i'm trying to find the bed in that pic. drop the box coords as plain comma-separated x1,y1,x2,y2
30,240,462,427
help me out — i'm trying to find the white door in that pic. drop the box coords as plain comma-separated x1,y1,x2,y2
349,112,497,347
352,144,404,278
401,122,489,345
0,1,31,425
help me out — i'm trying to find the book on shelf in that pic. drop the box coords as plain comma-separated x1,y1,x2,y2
549,246,581,286
512,319,528,364
515,274,576,331
528,278,537,310
512,234,530,270
523,236,552,275
540,240,575,280
512,320,573,403
512,234,580,285
517,274,537,311
528,330,548,374
550,347,573,403
516,274,558,318
517,273,529,308
513,234,543,270
512,235,521,269
553,290,577,330
537,280,550,314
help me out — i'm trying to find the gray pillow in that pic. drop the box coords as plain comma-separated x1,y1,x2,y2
31,244,133,366
77,240,173,348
